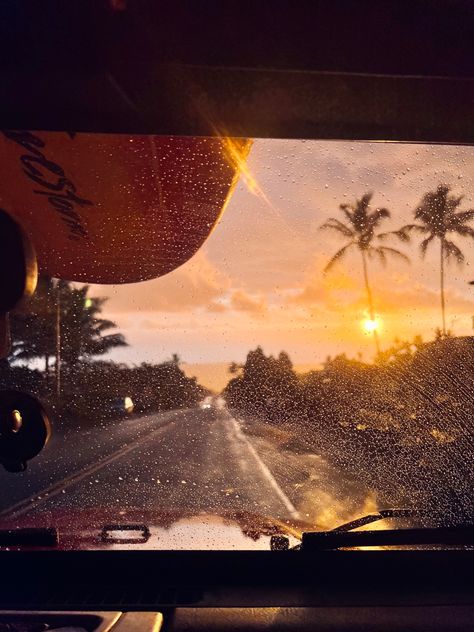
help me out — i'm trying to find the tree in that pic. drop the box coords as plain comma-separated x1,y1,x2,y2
223,347,299,421
320,192,409,355
391,185,474,336
10,277,127,372
277,351,293,373
228,361,243,376
376,335,424,366
10,277,57,373
58,283,127,368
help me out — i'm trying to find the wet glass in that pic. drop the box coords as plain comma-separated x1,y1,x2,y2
0,135,473,548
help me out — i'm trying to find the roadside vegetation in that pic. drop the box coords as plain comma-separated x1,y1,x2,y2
223,337,474,520
1,278,207,428
225,184,474,521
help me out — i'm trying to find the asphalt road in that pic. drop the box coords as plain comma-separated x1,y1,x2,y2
0,406,301,522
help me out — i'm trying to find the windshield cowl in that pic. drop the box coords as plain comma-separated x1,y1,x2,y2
0,509,304,551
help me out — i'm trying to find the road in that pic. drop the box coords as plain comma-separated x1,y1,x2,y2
0,406,302,522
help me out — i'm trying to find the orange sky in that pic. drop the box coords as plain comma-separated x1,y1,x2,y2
91,139,474,391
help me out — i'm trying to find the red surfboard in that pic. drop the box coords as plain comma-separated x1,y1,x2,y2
0,131,251,284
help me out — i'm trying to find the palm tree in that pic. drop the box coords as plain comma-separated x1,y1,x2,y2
389,185,474,336
320,192,409,355
11,278,127,371
58,283,128,368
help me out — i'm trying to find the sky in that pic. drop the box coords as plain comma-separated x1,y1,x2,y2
90,139,474,391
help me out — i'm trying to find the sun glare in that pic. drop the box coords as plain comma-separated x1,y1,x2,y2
363,318,380,333
220,137,269,201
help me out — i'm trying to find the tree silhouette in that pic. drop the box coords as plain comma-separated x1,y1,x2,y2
10,278,127,371
389,185,474,336
320,192,409,355
170,353,181,366
223,347,298,420
58,282,127,368
10,277,57,373
228,361,243,376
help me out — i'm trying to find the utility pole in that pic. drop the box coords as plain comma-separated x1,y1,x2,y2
55,280,61,401
468,281,474,332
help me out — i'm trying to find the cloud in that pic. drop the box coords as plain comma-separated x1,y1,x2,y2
288,258,359,309
91,251,230,313
91,250,268,322
290,281,327,306
282,247,474,324
230,290,268,314
379,284,474,315
207,301,228,313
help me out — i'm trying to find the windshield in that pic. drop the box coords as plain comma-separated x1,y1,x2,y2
0,133,473,549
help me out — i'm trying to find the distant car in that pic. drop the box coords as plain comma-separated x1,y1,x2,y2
200,397,213,410
110,396,134,417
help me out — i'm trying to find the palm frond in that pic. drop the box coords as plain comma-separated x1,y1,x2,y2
447,209,474,227
339,204,354,224
443,239,465,264
319,218,355,238
351,193,373,233
420,234,436,257
436,184,451,200
368,207,390,229
413,185,465,232
379,224,426,243
447,194,464,213
360,192,373,209
448,224,474,239
323,242,354,273
367,247,387,266
95,319,119,333
377,246,410,264
85,333,128,356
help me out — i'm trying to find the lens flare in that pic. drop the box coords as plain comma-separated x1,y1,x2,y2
220,137,269,202
363,318,380,333
219,137,301,240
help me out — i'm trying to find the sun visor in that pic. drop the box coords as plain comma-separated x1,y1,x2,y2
0,131,250,284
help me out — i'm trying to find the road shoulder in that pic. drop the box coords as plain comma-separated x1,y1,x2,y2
235,416,377,529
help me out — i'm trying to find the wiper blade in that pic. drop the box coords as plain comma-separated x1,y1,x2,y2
332,508,430,532
301,509,474,550
302,525,474,550
0,527,58,547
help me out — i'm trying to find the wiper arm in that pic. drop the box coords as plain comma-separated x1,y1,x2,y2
301,525,474,550
331,508,430,532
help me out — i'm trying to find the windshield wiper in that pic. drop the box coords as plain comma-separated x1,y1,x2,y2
301,509,474,551
331,508,430,532
302,526,474,550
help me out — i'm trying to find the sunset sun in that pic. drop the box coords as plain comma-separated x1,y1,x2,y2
363,318,381,334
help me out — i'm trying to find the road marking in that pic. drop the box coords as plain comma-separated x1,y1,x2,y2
229,416,302,520
0,418,177,520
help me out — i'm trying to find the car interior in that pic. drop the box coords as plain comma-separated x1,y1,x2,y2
0,1,473,631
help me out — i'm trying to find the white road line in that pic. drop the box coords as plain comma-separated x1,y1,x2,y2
229,416,302,521
0,419,174,520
